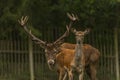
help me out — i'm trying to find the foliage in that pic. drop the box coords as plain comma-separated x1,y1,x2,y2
0,0,119,37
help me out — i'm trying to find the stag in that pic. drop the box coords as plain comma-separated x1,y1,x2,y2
67,28,100,80
18,13,78,80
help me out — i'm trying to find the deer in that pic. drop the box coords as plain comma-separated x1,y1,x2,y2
18,13,78,80
18,14,100,80
65,28,100,80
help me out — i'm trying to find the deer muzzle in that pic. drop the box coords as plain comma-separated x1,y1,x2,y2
47,59,56,70
48,59,55,65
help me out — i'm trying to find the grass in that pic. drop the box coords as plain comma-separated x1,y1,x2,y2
0,62,117,80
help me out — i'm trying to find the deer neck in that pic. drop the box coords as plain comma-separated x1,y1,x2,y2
70,40,83,70
75,40,83,57
74,41,83,67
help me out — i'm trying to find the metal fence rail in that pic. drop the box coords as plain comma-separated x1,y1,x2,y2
0,27,119,80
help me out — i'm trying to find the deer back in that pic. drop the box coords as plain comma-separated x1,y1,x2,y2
60,43,75,49
60,43,100,66
82,44,100,65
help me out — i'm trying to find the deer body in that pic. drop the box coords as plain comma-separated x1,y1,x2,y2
69,28,100,80
55,48,75,80
48,43,100,80
18,13,78,80
61,43,100,67
18,14,100,80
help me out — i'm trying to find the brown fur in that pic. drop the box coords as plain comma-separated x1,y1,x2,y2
57,43,100,80
61,43,100,65
61,43,75,49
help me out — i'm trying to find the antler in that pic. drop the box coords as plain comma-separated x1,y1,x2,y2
67,12,79,29
54,25,70,44
54,13,78,44
83,28,90,35
18,16,46,47
67,13,78,21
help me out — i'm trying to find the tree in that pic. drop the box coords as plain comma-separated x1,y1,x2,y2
0,0,119,38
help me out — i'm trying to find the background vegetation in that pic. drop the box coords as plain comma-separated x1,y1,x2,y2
0,0,120,80
0,0,120,38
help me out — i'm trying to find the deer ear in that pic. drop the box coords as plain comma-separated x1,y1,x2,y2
84,28,90,35
71,28,76,33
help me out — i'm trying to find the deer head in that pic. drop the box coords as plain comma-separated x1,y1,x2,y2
18,13,78,70
71,28,90,43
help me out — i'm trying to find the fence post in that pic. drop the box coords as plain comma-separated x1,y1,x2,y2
28,37,35,80
114,28,119,80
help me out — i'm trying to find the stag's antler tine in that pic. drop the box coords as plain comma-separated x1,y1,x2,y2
65,25,70,36
67,12,78,21
66,24,71,32
18,16,46,48
22,16,27,25
75,14,79,20
83,28,90,35
67,13,74,21
21,16,23,21
66,25,69,31
53,13,78,44
24,16,28,23
54,25,70,44
72,13,74,16
18,19,20,24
